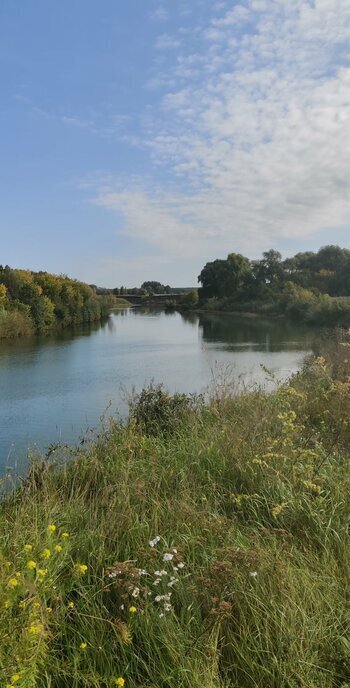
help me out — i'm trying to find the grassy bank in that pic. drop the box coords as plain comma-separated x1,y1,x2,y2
1,337,350,687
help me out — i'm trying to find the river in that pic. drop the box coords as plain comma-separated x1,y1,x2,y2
0,307,319,471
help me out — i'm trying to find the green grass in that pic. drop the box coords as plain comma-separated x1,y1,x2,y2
1,336,350,687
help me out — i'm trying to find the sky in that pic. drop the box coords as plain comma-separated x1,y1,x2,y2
1,0,350,287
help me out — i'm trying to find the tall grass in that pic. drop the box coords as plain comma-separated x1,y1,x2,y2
1,335,350,687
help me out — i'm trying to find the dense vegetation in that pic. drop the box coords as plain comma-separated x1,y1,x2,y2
1,334,350,686
0,266,117,338
198,245,350,324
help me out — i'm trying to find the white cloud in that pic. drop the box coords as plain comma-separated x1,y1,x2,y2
155,33,181,50
95,0,350,261
151,5,169,22
212,4,251,25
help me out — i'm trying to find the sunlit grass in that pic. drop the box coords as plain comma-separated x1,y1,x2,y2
1,334,350,686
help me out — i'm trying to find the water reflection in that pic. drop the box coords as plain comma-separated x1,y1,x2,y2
0,308,320,467
194,312,318,352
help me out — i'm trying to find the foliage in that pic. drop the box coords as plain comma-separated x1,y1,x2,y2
178,289,199,309
129,383,201,436
1,339,350,685
198,245,350,325
141,281,172,295
0,266,113,338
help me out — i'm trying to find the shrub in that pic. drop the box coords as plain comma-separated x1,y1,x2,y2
129,383,201,436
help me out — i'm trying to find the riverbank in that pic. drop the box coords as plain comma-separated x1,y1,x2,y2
1,333,350,686
191,288,350,327
0,266,131,339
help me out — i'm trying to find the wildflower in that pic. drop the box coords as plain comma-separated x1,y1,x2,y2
61,532,69,538
164,603,172,612
168,577,178,588
54,545,62,553
80,642,87,650
6,684,15,688
7,577,18,588
115,678,125,687
249,571,258,578
46,607,52,613
131,587,140,598
19,600,26,609
177,562,185,569
27,560,37,570
28,622,44,634
4,599,11,609
68,601,75,609
41,549,51,560
153,578,161,586
303,480,321,495
159,613,164,618
272,504,285,519
155,593,172,602
163,553,173,562
24,544,33,552
47,524,56,533
149,536,161,547
75,564,88,574
129,606,137,613
11,676,20,683
154,570,168,577
37,568,48,579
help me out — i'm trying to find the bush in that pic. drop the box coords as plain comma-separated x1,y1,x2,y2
0,308,34,338
129,383,201,436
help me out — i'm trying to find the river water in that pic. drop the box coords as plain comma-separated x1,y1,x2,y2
0,308,319,470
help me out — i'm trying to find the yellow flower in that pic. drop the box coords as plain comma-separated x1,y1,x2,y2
115,679,125,687
24,544,33,552
4,599,11,609
68,601,75,609
129,606,137,614
75,564,88,574
61,532,69,538
272,504,285,519
27,560,37,570
46,607,52,613
41,549,51,560
11,675,20,683
80,642,87,650
47,524,56,533
6,684,15,688
7,577,18,588
37,568,48,578
54,544,62,553
28,621,44,634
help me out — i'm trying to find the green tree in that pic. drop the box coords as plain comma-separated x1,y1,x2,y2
198,253,251,299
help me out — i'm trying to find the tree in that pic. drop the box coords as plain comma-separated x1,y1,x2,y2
141,281,167,294
198,253,251,299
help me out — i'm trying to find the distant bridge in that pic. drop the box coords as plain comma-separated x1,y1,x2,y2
122,293,186,305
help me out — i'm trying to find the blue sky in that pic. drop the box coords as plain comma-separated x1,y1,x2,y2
1,1,350,287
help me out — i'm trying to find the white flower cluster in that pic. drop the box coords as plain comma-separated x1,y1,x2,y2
147,538,186,617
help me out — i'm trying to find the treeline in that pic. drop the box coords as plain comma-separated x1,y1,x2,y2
92,281,173,297
198,245,350,324
0,266,114,338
